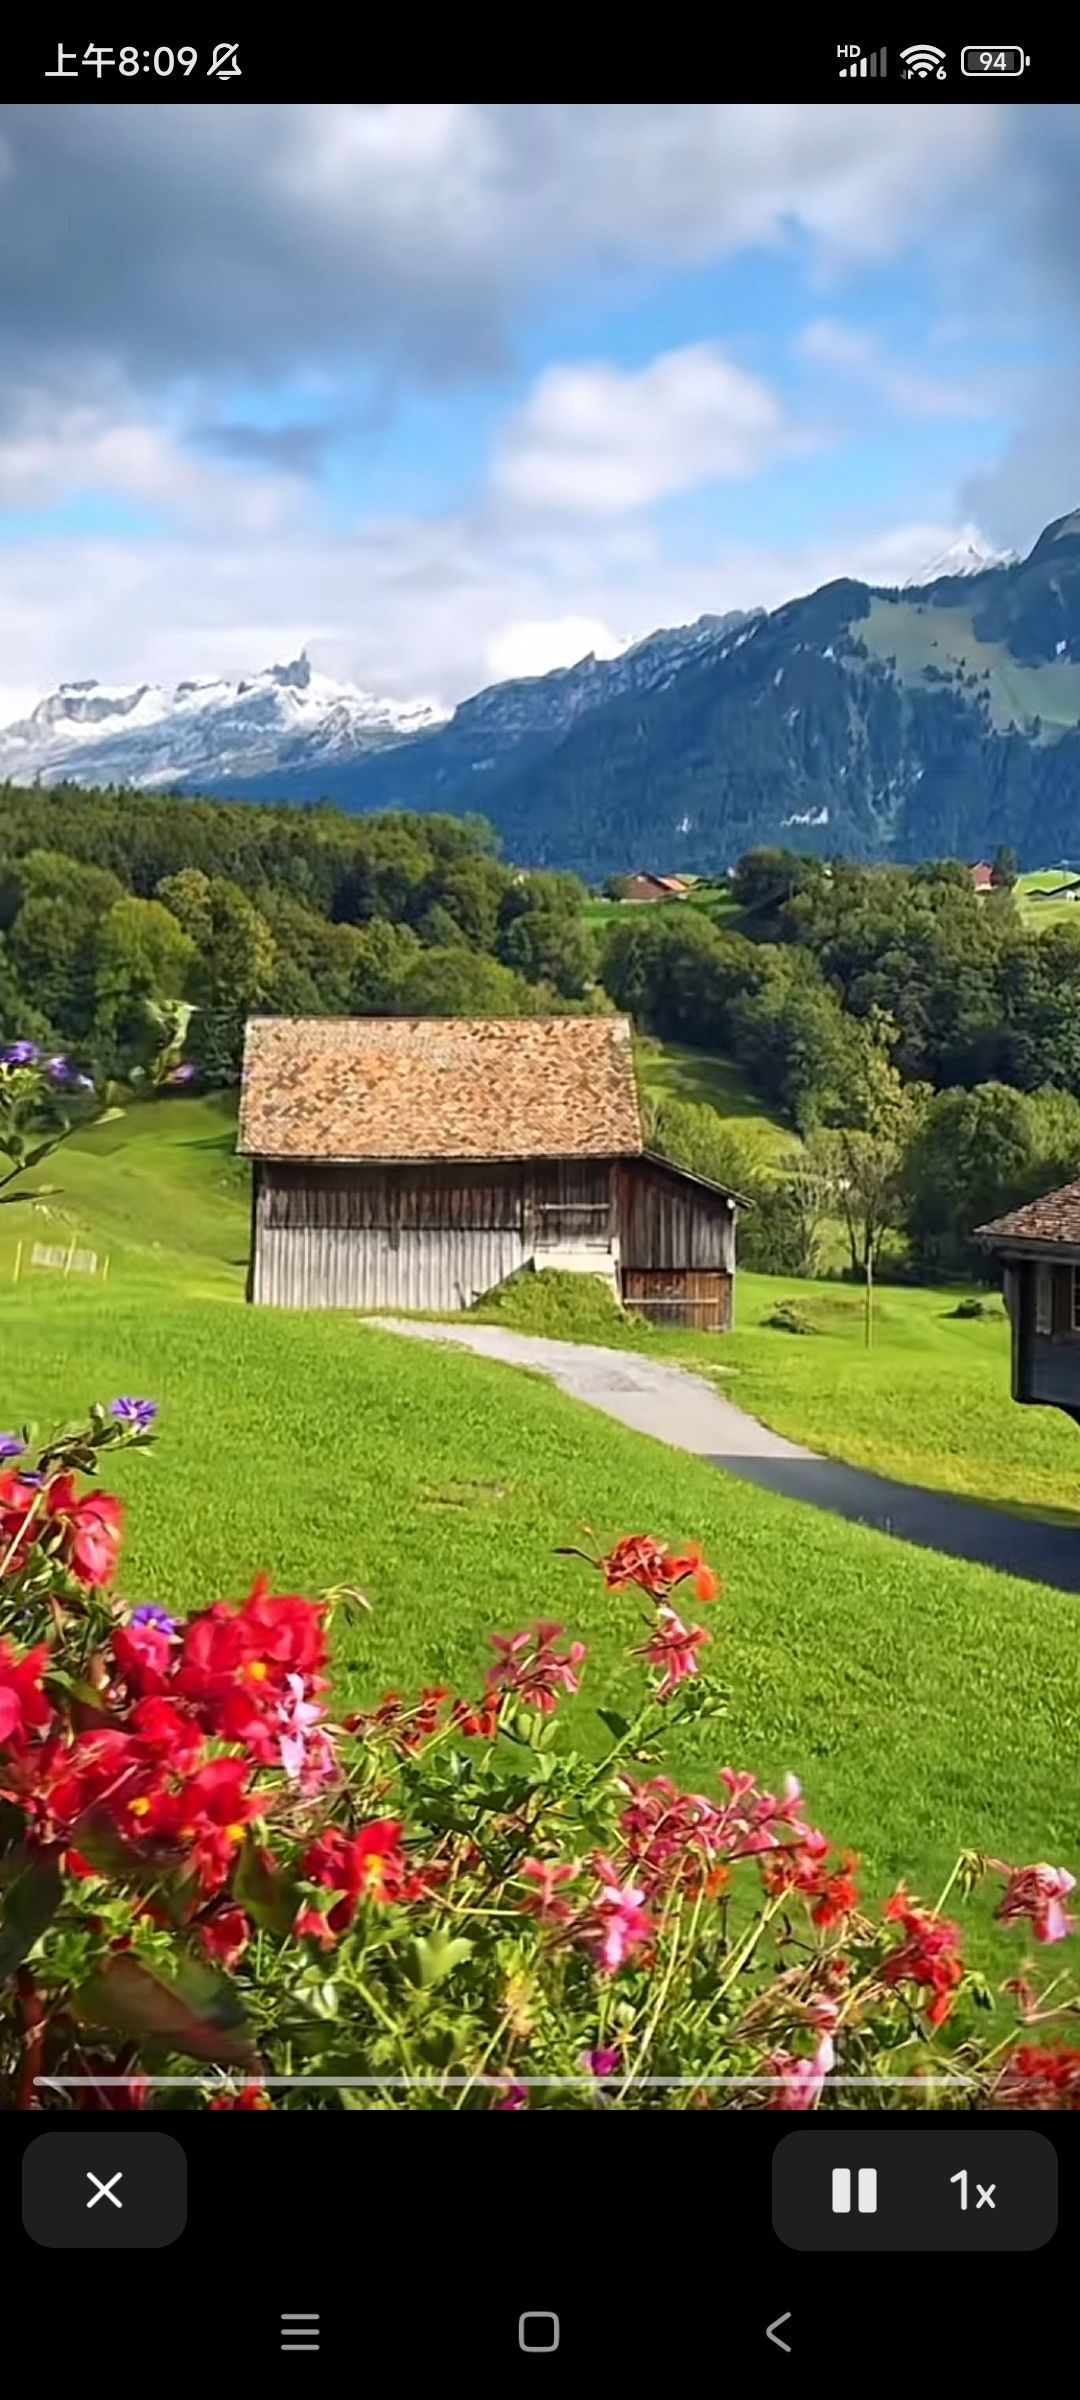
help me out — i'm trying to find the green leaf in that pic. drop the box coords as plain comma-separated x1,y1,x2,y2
0,1847,64,1983
71,1950,257,2065
402,1931,474,1990
234,1837,300,1936
598,1709,631,1740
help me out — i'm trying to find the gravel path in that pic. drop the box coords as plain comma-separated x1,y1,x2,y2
374,1318,1080,1594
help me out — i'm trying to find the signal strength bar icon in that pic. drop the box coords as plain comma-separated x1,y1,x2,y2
838,46,887,76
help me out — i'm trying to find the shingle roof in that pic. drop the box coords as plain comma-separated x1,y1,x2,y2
238,1014,644,1162
976,1181,1080,1247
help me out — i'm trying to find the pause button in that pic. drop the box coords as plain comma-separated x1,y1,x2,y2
832,2167,877,2214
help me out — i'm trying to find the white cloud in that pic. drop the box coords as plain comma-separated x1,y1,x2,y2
485,616,627,681
795,319,989,420
494,344,788,517
0,507,1005,722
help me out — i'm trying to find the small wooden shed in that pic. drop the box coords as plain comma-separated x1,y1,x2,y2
976,1179,1080,1426
238,1013,739,1329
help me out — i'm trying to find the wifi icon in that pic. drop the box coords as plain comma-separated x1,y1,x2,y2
900,42,947,76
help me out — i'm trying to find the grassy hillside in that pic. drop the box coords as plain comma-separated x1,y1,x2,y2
582,884,740,930
2,1098,1079,1982
4,1277,1078,1975
634,1034,794,1162
1015,869,1080,929
0,1095,248,1297
725,1272,1080,1523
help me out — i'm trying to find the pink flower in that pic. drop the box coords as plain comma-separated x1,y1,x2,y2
997,1863,1077,1946
588,1855,652,1974
277,1672,336,1789
580,2047,621,2079
767,2029,836,2110
631,1605,709,1700
493,2080,528,2111
520,1856,578,1923
486,1622,586,1715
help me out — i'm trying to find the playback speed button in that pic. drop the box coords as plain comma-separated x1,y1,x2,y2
772,2131,1057,2252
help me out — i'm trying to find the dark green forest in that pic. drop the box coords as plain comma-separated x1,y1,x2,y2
0,784,599,1086
4,789,1080,1277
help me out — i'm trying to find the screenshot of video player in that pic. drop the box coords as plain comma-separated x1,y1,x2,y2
0,34,1075,2377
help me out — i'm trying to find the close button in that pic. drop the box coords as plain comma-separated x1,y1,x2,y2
22,2132,187,2249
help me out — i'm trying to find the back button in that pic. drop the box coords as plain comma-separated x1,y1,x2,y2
22,2133,187,2248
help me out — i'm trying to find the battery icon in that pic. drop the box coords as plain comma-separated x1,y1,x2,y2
960,46,1029,74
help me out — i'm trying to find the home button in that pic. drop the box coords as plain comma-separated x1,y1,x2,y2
519,2311,560,2353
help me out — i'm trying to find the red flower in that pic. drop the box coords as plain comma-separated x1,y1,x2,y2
631,1606,709,1699
762,1843,860,1929
197,1904,251,1971
0,1471,46,1571
297,1819,410,1936
136,1756,259,1891
209,2083,272,2111
882,1889,964,2026
112,1621,174,1697
486,1622,586,1715
47,1476,123,1587
239,1579,327,1676
996,2043,1080,2108
451,1693,501,1740
0,1641,53,1746
520,1855,579,1923
599,1533,721,1604
128,1696,203,1775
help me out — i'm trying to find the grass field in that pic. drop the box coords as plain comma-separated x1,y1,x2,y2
1015,869,1080,930
635,1035,794,1162
2,1099,1079,1981
582,884,740,931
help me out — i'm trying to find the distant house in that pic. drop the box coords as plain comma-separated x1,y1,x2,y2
976,1181,1080,1426
239,1013,741,1329
619,872,693,903
968,860,995,891
1031,878,1080,902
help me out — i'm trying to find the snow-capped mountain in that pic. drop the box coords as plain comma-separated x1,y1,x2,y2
901,536,1017,588
0,652,447,789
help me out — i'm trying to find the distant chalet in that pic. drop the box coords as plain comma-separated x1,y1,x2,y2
238,1013,740,1328
977,1179,1080,1426
618,872,694,903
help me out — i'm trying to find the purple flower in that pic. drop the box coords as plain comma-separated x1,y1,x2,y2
0,1433,24,1462
167,1062,198,1085
46,1054,71,1080
580,2047,621,2080
110,1396,158,1431
1,1040,39,1066
130,1602,179,1633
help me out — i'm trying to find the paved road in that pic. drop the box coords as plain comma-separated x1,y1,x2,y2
375,1318,1080,1594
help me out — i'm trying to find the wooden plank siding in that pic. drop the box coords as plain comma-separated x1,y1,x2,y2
252,1157,616,1312
250,1151,737,1319
615,1157,735,1273
623,1268,733,1332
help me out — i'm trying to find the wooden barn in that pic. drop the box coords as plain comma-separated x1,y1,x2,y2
976,1179,1080,1427
238,1014,740,1329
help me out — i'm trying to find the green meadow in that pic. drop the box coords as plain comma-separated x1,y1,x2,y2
2,1095,1079,1979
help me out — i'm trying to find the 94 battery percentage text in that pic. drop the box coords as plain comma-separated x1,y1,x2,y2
960,47,1029,74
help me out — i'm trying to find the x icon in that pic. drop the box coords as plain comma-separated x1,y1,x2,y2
976,2183,996,2210
86,2170,123,2211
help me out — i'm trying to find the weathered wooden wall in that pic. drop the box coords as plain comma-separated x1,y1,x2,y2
252,1158,615,1311
623,1268,733,1331
250,1153,737,1315
616,1157,735,1273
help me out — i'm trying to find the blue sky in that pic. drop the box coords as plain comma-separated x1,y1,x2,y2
0,101,1075,717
